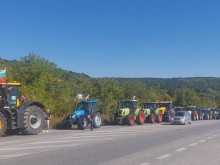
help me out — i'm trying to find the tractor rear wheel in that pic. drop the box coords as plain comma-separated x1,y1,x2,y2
127,114,135,126
156,111,162,123
93,112,102,128
149,113,155,123
77,116,88,130
0,112,7,137
137,111,145,125
23,106,45,135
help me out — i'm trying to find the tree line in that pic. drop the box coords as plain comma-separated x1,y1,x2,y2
1,54,220,121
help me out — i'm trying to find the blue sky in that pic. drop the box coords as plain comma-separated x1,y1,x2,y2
0,0,220,78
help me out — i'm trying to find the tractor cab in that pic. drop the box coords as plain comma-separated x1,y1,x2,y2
0,82,21,108
76,101,97,112
119,100,138,116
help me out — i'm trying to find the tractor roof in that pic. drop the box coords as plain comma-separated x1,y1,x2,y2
79,100,97,103
122,100,138,102
0,82,22,86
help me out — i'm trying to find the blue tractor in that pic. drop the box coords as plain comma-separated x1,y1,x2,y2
63,100,102,130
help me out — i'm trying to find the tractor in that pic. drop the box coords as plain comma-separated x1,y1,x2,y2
159,101,175,122
142,102,163,123
112,100,144,126
62,100,102,130
0,82,46,137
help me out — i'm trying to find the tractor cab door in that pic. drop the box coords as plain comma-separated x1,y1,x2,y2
9,85,20,108
88,102,96,112
132,101,138,114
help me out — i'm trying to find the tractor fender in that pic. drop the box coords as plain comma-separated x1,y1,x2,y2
20,101,46,110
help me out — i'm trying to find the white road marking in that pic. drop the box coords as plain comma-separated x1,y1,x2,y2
0,141,21,144
156,154,171,160
176,147,186,152
0,138,113,151
189,143,198,147
206,137,213,140
200,139,206,143
214,135,218,137
139,163,150,165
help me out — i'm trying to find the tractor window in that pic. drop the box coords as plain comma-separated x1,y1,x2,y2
88,103,96,111
121,101,132,109
133,101,138,109
77,102,87,110
9,86,19,107
144,103,158,109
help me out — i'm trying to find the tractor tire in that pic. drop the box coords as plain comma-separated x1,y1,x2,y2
0,112,7,137
149,113,155,123
127,114,135,126
77,116,88,130
23,106,45,135
62,116,72,129
93,112,102,128
137,111,145,125
156,111,162,123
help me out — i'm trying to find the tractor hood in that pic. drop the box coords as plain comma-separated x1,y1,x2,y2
118,108,130,117
71,110,86,120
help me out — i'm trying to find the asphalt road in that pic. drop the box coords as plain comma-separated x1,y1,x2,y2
0,120,220,165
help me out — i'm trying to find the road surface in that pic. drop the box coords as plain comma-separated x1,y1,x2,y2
0,120,220,165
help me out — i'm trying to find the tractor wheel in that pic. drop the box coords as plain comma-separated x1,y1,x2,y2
156,111,162,123
149,113,155,123
137,111,145,125
127,114,135,126
62,116,72,129
0,112,7,137
93,112,102,128
77,116,88,130
23,106,45,135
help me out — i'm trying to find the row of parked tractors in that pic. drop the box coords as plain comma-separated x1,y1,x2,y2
62,99,220,130
0,82,219,137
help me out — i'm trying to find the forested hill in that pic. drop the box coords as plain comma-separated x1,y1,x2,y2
116,77,220,94
1,54,220,119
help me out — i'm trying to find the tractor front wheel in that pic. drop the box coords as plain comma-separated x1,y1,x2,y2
93,112,102,128
77,116,88,130
127,114,135,126
0,112,7,137
137,111,145,125
23,106,45,135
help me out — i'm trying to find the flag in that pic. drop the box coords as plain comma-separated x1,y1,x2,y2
0,68,6,83
85,94,90,100
21,96,26,101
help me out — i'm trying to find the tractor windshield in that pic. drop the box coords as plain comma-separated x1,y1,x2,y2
121,101,137,109
144,103,158,109
76,102,88,111
159,103,173,110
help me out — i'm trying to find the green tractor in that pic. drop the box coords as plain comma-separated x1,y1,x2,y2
142,102,163,123
112,100,145,126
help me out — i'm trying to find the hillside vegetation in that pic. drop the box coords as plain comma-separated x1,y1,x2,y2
1,54,220,121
